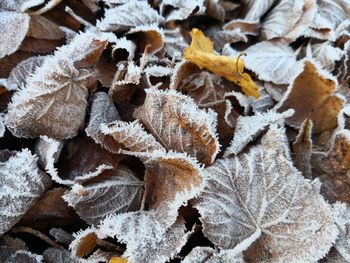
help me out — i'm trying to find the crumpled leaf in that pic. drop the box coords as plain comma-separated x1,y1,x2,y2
0,149,51,235
195,126,338,262
99,213,192,263
292,118,313,179
133,87,220,166
163,28,188,59
243,41,303,85
184,28,259,98
5,32,108,139
224,109,294,156
63,165,144,225
0,11,30,59
308,42,343,71
277,59,345,133
97,1,164,32
205,0,239,21
42,247,78,263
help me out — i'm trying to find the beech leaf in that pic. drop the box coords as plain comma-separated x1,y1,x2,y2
195,126,338,262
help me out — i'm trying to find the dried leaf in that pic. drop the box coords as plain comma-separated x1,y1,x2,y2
184,29,259,98
70,227,98,257
161,0,205,21
101,120,165,154
224,109,294,156
133,87,220,166
143,151,203,226
99,213,192,263
5,32,108,139
0,149,51,235
164,28,188,59
63,166,144,225
42,248,78,263
321,129,350,177
27,15,65,40
243,41,303,85
243,0,276,21
97,1,164,32
205,0,239,21
0,249,43,263
110,257,128,263
7,56,45,91
20,187,78,229
0,11,30,59
182,246,245,263
49,228,74,245
332,202,350,261
308,42,343,71
195,126,338,262
292,118,313,179
261,0,305,40
277,59,345,133
85,92,121,152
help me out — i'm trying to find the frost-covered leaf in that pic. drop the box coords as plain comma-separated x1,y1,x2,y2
321,129,350,177
164,28,188,59
85,92,121,152
133,87,219,166
308,42,343,71
335,40,350,85
5,32,108,139
0,249,43,263
182,246,245,263
112,37,136,61
0,11,30,59
97,1,164,32
7,56,45,91
261,0,307,40
243,41,303,85
99,213,192,263
224,109,294,156
0,114,5,138
49,228,74,245
101,120,165,154
42,248,77,263
27,15,65,40
127,24,165,55
250,86,275,113
292,118,313,179
243,0,276,21
63,166,144,225
332,202,350,261
161,0,205,21
277,59,345,133
205,0,239,21
70,227,98,257
0,149,51,235
143,151,203,226
195,126,338,262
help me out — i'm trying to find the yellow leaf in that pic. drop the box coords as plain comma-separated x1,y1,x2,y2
109,257,128,263
184,28,260,98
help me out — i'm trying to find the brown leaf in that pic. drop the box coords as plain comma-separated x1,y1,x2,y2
134,87,220,166
20,188,78,229
292,118,313,178
5,32,108,139
63,165,144,225
27,15,65,40
277,59,345,133
70,227,98,257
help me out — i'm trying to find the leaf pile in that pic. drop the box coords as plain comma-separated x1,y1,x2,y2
1,0,350,262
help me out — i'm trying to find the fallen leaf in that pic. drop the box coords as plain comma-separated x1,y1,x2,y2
0,149,51,235
109,257,128,263
134,87,220,165
27,15,65,40
63,165,144,225
277,59,345,133
292,118,313,179
184,28,259,98
5,32,108,139
42,247,78,263
243,41,303,85
161,0,205,21
195,125,338,262
0,11,30,59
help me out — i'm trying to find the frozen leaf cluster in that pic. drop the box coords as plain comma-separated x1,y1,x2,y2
1,0,350,262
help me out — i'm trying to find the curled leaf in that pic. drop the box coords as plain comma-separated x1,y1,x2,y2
184,28,259,98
